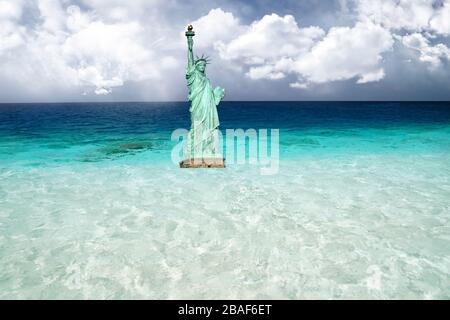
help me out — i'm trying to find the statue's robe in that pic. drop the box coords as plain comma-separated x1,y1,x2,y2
186,63,222,158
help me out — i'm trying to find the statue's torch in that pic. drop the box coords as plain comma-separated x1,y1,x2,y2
185,24,195,37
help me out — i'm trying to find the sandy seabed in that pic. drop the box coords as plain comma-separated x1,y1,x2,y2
1,153,449,299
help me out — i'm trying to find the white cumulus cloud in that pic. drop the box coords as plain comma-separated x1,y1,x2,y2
357,0,450,36
355,0,450,71
401,33,450,68
357,0,436,32
430,1,450,35
188,8,245,49
0,0,26,54
0,0,178,97
216,14,324,63
211,12,392,87
294,22,393,85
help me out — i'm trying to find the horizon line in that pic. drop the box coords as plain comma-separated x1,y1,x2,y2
1,100,450,104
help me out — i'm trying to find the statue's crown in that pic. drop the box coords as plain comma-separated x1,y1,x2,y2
195,54,211,65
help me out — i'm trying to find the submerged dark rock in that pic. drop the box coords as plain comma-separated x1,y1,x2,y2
81,140,154,161
101,140,153,155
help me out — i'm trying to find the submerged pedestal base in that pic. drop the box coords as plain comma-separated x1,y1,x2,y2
179,158,225,168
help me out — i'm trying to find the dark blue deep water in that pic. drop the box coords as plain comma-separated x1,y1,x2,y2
1,101,449,167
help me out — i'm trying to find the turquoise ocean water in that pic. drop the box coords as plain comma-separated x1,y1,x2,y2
0,102,449,299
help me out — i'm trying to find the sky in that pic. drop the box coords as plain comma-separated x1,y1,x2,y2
0,0,449,102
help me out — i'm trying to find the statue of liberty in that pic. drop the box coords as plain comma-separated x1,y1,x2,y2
180,25,225,168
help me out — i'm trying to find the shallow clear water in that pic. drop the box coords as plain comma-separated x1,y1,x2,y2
0,102,449,299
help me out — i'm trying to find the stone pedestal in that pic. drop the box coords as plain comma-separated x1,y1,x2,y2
179,158,225,168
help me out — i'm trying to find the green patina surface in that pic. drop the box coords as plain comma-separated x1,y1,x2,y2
185,26,225,159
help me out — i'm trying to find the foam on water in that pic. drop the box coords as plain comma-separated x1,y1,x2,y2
0,102,449,299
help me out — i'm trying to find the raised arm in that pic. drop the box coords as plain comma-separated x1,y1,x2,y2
187,36,194,69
